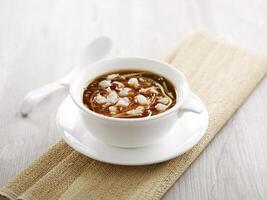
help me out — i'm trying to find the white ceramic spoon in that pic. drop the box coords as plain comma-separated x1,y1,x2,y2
20,36,113,117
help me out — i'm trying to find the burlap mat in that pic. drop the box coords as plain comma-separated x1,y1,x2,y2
1,33,267,200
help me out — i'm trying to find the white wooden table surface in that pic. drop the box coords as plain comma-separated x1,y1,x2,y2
1,1,267,199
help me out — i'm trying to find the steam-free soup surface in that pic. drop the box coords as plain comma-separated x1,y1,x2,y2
83,70,177,118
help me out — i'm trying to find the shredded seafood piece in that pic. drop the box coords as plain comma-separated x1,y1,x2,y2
105,87,112,92
139,86,159,94
155,103,169,111
113,81,125,88
119,87,131,97
139,77,145,82
128,78,139,87
99,80,111,88
168,92,174,98
106,91,119,104
108,106,117,114
94,94,106,104
154,82,172,99
157,97,169,105
116,97,130,107
146,110,152,117
126,106,144,116
107,74,119,80
135,94,150,105
162,81,169,92
121,72,144,78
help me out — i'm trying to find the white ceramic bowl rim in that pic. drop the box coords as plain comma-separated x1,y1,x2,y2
69,56,190,122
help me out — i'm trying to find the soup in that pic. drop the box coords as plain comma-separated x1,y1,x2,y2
83,70,177,118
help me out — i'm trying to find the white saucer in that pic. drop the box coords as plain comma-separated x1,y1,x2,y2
56,96,208,166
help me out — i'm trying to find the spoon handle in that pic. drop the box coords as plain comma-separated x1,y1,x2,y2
20,36,113,117
20,80,67,117
20,67,78,117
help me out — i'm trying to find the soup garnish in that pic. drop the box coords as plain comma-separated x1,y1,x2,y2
83,70,177,118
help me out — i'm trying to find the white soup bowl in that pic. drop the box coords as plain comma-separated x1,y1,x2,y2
69,57,203,148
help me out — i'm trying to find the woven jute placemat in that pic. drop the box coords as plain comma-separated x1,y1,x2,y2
1,33,267,200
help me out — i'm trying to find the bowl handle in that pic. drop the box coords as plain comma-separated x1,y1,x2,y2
179,91,204,114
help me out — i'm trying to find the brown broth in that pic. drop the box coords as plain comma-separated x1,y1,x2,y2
83,70,177,118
